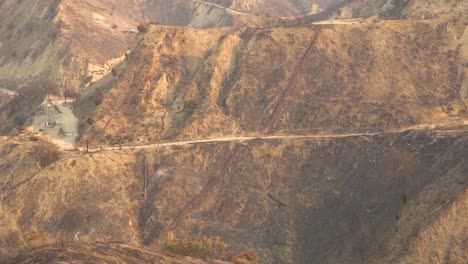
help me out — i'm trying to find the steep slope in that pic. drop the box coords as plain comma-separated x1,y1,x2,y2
0,0,64,89
398,0,467,19
3,0,457,95
0,0,145,134
0,129,466,263
58,0,143,86
0,0,335,94
76,18,467,146
0,0,143,91
0,82,55,133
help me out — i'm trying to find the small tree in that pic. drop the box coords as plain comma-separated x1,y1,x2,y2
64,90,81,104
95,91,104,105
33,140,60,168
86,117,94,125
137,23,148,33
183,99,197,113
83,75,93,84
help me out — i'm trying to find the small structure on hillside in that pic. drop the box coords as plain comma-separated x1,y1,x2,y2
44,98,56,128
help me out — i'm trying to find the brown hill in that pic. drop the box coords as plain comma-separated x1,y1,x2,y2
0,0,143,90
0,1,467,263
0,129,466,263
76,18,467,147
0,0,463,93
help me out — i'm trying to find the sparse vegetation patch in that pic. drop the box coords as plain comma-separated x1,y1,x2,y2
166,236,228,259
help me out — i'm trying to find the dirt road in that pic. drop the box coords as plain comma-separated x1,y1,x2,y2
32,101,79,150
79,119,467,152
55,104,78,145
0,88,18,96
40,97,464,153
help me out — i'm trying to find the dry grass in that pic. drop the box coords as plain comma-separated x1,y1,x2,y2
166,236,228,259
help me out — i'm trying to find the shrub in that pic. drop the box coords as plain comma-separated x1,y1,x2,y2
83,75,93,84
95,91,104,105
166,236,228,259
183,99,197,112
86,117,94,125
33,140,59,168
64,90,82,102
137,24,148,33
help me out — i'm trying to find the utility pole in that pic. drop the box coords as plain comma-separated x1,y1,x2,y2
44,93,56,129
64,79,67,104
